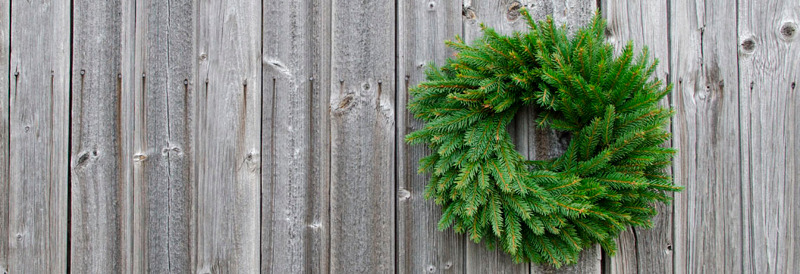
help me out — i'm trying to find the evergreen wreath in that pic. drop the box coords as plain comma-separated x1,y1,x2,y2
406,10,682,267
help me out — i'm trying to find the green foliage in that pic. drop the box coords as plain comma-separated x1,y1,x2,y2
406,9,682,267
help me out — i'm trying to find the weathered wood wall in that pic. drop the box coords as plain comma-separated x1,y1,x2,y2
0,0,798,273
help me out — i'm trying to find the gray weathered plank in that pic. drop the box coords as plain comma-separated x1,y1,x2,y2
461,0,599,272
261,0,330,272
0,0,9,272
737,1,799,273
397,0,465,273
120,0,138,271
193,0,261,272
70,0,124,272
7,0,70,272
670,0,742,273
131,0,194,272
601,1,674,273
329,0,396,272
462,1,538,272
530,2,600,273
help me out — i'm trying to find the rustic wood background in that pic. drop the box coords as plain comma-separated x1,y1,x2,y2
0,0,798,273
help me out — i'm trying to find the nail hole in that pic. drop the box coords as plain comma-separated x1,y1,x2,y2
667,245,673,251
427,265,436,273
80,69,86,75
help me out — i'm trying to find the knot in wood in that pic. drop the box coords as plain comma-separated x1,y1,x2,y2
740,37,756,54
780,21,797,40
462,7,476,20
507,1,522,21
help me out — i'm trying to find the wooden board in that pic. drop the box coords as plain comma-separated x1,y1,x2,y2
193,0,261,272
69,0,123,272
601,1,674,273
670,0,742,273
0,0,9,272
531,2,600,273
118,1,139,273
396,0,465,273
7,0,70,273
329,0,396,272
261,0,330,272
460,1,600,273
462,1,538,272
131,0,194,272
737,1,799,273
119,0,138,272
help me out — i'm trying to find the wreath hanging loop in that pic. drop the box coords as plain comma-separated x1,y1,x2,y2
406,10,681,267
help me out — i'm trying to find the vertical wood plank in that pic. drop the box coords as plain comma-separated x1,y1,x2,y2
329,0,395,272
261,0,330,272
0,0,9,271
531,2,600,273
670,0,742,273
397,0,465,273
601,1,674,273
193,0,261,272
737,1,800,273
7,0,70,272
120,0,137,271
131,0,195,272
70,0,123,272
462,2,537,273
461,1,598,272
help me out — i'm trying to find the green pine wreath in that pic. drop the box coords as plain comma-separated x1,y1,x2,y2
406,10,682,267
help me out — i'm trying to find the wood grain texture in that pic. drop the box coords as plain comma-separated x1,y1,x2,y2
119,0,138,272
671,0,742,273
0,0,9,272
193,0,261,272
329,0,395,272
131,0,194,272
70,0,124,272
737,1,800,273
7,0,70,272
396,0,465,273
601,1,674,273
261,0,330,272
